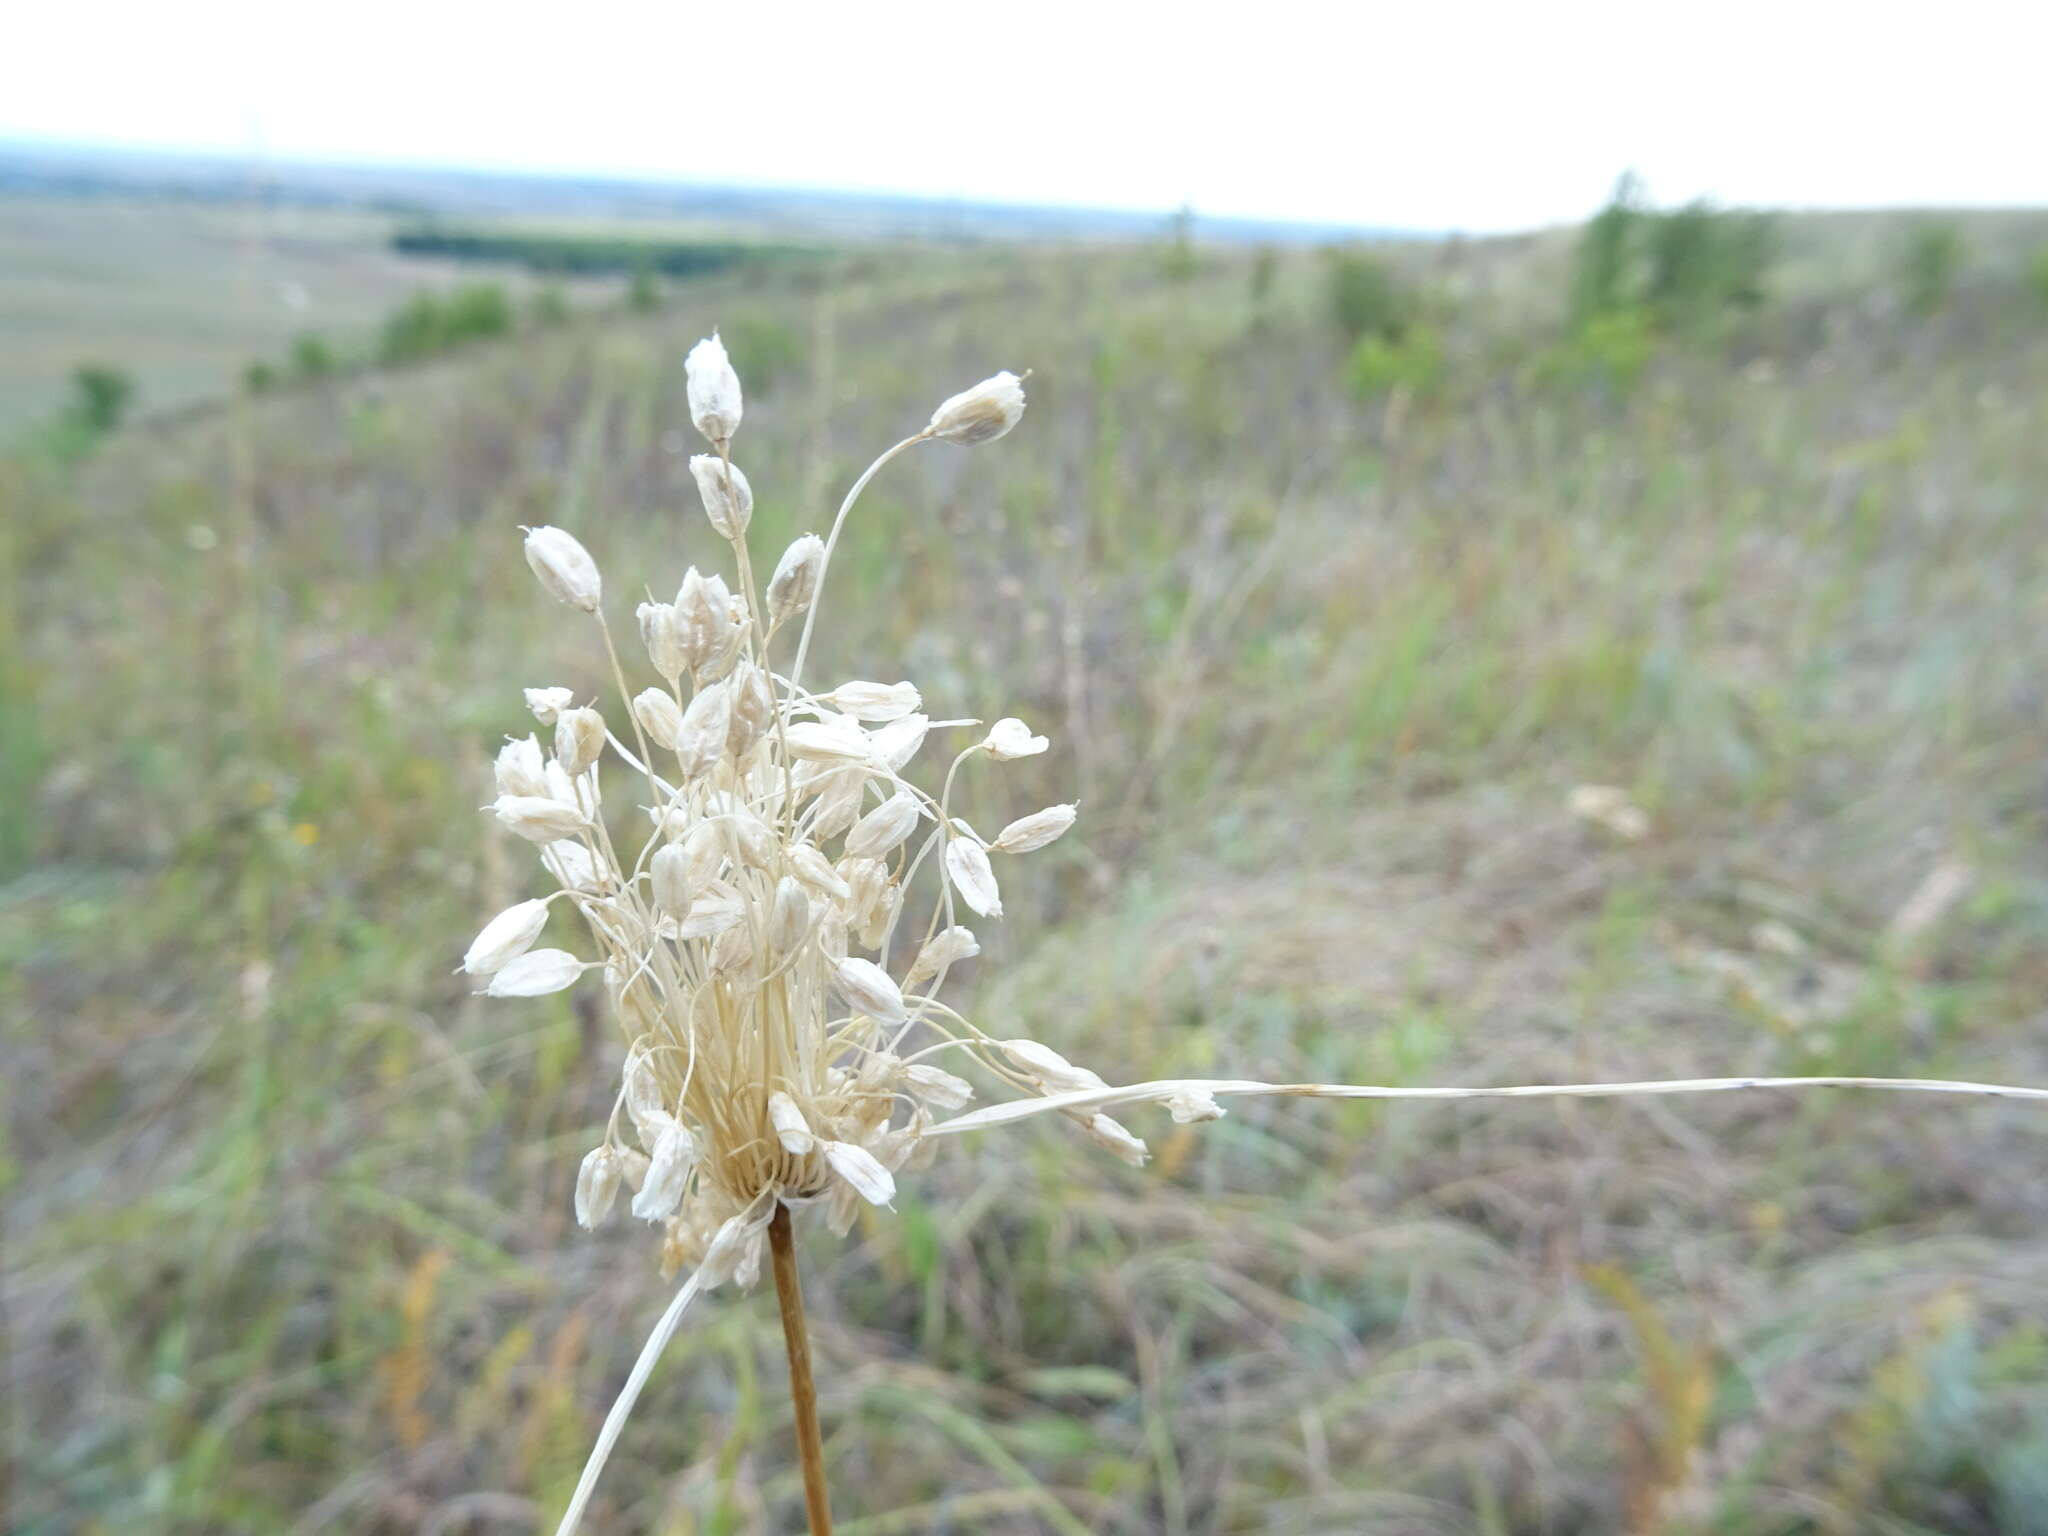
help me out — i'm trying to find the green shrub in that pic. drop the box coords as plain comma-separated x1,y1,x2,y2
1570,172,1645,324
1570,172,1771,335
291,333,334,379
2029,248,2048,310
1899,220,1966,316
443,283,512,344
1327,249,1413,344
627,264,662,312
379,292,447,364
1345,325,1443,399
68,364,133,434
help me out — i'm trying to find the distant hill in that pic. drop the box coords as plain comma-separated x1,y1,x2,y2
0,139,1412,246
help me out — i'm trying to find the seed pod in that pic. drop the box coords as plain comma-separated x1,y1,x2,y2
524,686,574,726
1084,1113,1149,1167
768,1091,815,1154
822,1139,896,1206
686,333,743,446
870,714,930,772
1166,1089,1227,1123
575,1146,623,1228
700,595,748,684
944,836,1003,918
902,1063,974,1109
830,680,922,722
928,370,1027,446
906,924,979,986
554,706,605,776
810,771,866,840
838,857,889,932
766,534,824,627
1001,1038,1107,1094
638,601,686,681
542,839,603,892
494,734,549,799
831,956,907,1025
674,681,733,782
690,455,753,540
624,1049,669,1142
726,662,775,759
786,719,871,762
523,525,602,612
651,842,696,916
843,790,922,861
675,568,731,674
992,803,1077,854
484,948,585,997
677,892,745,940
630,688,682,752
710,920,753,974
769,876,811,954
857,880,901,951
493,795,588,843
683,820,727,887
788,842,851,900
463,898,550,976
631,1120,697,1221
981,716,1048,760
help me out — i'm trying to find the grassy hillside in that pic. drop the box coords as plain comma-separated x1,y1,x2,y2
7,222,2048,1534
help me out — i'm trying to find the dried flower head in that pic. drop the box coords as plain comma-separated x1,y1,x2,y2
685,333,743,447
928,370,1028,445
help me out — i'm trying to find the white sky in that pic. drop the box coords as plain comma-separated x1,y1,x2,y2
5,0,2043,232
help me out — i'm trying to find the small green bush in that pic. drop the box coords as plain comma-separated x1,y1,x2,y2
68,364,133,434
1327,249,1413,345
1899,220,1966,317
291,334,334,379
1346,325,1443,399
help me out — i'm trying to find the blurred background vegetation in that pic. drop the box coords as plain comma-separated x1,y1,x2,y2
6,160,2048,1535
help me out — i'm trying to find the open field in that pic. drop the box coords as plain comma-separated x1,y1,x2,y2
7,216,2048,1534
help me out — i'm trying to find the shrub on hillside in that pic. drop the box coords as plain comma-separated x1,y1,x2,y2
1327,248,1414,345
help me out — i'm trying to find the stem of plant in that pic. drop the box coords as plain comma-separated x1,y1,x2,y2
769,1201,833,1536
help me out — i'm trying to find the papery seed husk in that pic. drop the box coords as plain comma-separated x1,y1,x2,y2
484,948,585,997
822,1139,896,1205
768,1091,815,1154
554,706,605,777
766,534,823,627
927,371,1027,446
906,924,979,986
686,333,743,446
903,1063,975,1109
770,876,810,953
634,687,684,750
1085,1112,1149,1166
982,716,1049,760
542,839,603,892
1166,1089,1227,1123
992,803,1077,854
690,455,754,540
788,842,851,900
843,790,922,861
638,601,686,680
463,898,550,976
677,893,745,940
831,680,922,722
650,842,696,916
523,525,603,611
631,1120,697,1221
625,1051,670,1142
944,836,1003,917
524,686,574,726
831,956,907,1025
727,663,774,759
495,735,549,798
870,713,930,772
785,719,871,762
857,880,900,951
493,795,588,843
1001,1038,1107,1094
674,681,733,781
575,1146,622,1228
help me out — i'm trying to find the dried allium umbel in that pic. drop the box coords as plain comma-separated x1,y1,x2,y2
468,334,2045,1536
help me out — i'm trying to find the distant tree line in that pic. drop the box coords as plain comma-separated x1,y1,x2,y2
392,225,817,279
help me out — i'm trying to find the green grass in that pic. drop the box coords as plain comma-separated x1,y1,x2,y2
7,221,2048,1533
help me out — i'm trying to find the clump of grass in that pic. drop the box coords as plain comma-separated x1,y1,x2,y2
466,330,2048,1534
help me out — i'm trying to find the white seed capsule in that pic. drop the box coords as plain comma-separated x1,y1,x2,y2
675,568,730,674
683,820,727,887
686,333,743,446
674,681,733,782
928,370,1027,446
769,876,811,954
492,795,588,843
982,716,1048,761
822,1139,896,1206
902,1063,974,1110
523,525,602,612
494,734,549,799
554,706,605,777
1166,1089,1227,1123
690,455,753,540
638,601,686,681
870,714,930,772
631,1120,697,1221
788,842,852,900
542,839,602,893
575,1146,622,1228
843,790,922,861
650,842,696,916
463,898,550,976
524,686,575,726
726,662,775,759
829,680,922,722
785,719,872,763
1001,1039,1107,1094
624,1049,669,1143
483,948,585,997
906,925,979,986
634,687,684,751
700,595,748,684
767,1091,815,1155
766,534,824,627
677,892,745,940
992,803,1077,854
831,956,907,1025
857,879,901,952
1085,1113,1150,1167
944,836,1003,918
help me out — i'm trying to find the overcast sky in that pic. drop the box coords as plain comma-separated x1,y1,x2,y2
6,0,2042,232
